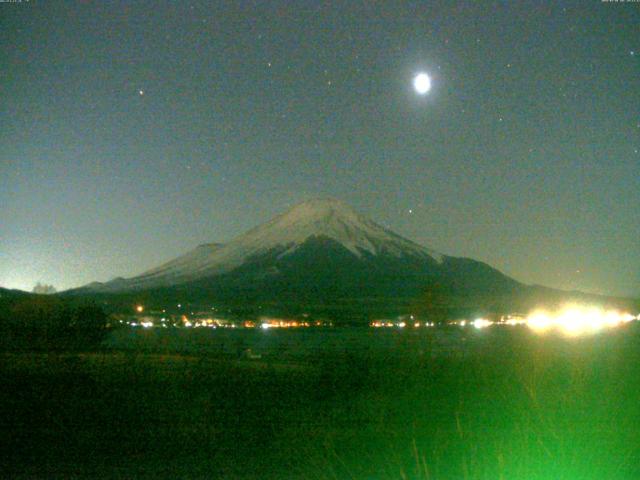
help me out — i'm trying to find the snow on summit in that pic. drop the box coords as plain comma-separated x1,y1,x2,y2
240,198,442,260
90,199,444,290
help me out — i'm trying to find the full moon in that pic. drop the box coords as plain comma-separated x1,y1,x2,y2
413,73,431,95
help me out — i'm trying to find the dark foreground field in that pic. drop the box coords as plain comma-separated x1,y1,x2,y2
2,326,640,479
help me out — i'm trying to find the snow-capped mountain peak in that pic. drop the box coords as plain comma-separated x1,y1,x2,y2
87,198,444,291
236,198,441,260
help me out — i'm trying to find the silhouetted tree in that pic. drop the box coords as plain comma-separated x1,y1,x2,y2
32,282,57,294
3,298,108,351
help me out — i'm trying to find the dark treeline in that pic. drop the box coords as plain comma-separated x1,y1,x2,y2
0,295,108,351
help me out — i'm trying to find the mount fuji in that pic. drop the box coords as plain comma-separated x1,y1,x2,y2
73,199,528,316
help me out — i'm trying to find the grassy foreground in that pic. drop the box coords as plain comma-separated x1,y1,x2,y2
1,326,640,479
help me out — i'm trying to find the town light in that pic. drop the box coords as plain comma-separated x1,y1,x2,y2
472,318,492,329
525,305,635,336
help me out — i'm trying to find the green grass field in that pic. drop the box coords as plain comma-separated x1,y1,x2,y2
1,325,640,479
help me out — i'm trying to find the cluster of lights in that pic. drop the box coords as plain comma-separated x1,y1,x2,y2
125,319,330,329
127,304,637,336
368,306,637,336
370,320,436,328
260,319,315,329
126,308,329,329
456,307,637,336
524,305,636,336
188,318,237,329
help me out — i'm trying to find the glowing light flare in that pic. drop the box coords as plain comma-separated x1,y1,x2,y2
526,311,552,333
525,305,636,336
413,73,432,94
472,318,492,329
506,319,525,326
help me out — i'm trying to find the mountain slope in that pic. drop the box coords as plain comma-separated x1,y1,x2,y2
86,199,447,292
0,287,31,300
70,198,534,316
66,199,638,317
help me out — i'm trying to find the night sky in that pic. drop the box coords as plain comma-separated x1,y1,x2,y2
1,1,638,297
